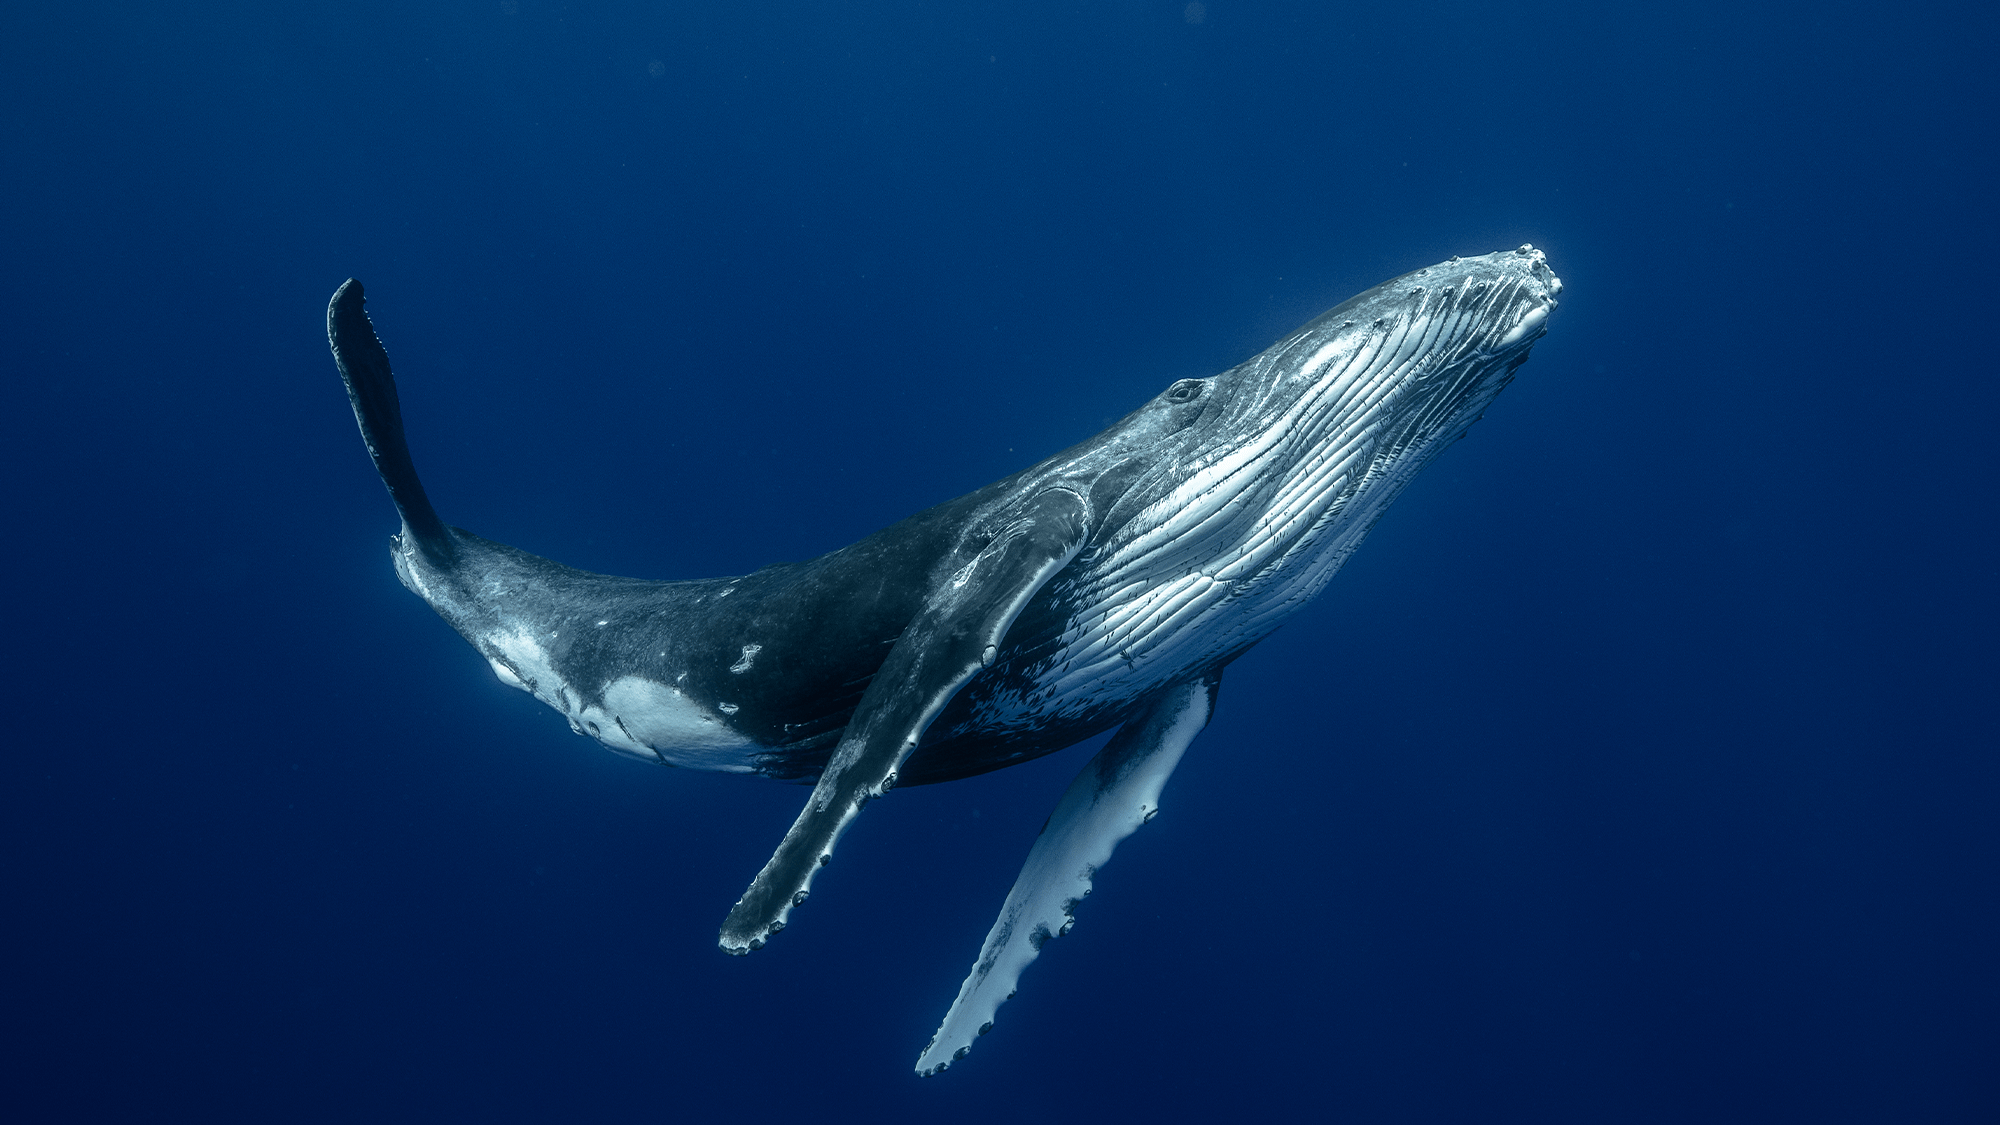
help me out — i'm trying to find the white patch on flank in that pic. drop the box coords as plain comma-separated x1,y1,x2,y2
588,676,756,771
485,629,562,700
729,644,763,674
482,629,754,771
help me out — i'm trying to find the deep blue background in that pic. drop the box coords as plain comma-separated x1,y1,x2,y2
3,1,1994,1120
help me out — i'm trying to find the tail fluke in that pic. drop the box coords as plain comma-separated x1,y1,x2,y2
327,280,455,567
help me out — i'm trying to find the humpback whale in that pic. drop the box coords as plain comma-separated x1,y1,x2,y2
327,246,1562,1074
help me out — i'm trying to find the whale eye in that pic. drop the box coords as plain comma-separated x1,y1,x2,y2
1163,379,1205,404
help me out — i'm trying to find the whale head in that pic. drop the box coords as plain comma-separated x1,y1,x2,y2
1071,246,1562,660
1232,243,1563,465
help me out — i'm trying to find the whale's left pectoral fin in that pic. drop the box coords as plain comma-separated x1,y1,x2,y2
718,488,1092,955
915,669,1221,1076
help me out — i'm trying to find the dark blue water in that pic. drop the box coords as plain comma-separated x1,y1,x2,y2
4,2,1994,1120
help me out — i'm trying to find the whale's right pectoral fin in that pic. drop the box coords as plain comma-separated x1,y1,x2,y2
718,487,1092,955
915,669,1221,1076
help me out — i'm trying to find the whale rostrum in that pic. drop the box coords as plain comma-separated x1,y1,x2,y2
326,247,1562,1075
